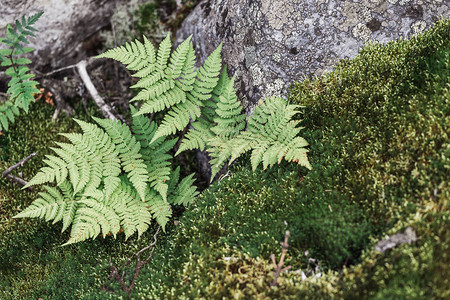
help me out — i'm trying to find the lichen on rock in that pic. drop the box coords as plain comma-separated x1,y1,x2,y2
176,0,449,111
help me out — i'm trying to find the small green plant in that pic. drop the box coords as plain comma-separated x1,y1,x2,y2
0,12,43,132
14,33,311,245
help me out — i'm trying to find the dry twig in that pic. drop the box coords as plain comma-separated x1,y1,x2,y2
102,226,162,295
270,230,292,287
1,152,37,189
76,60,117,120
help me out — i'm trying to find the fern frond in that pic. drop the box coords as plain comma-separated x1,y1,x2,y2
55,142,90,194
167,35,191,79
72,119,122,196
0,101,19,132
169,173,199,206
131,106,175,201
63,214,101,246
134,85,185,115
176,120,213,154
176,41,196,92
190,43,222,101
96,38,154,72
62,197,79,233
13,185,65,221
145,138,176,201
0,12,42,132
108,180,152,239
156,33,171,72
59,133,103,193
210,75,246,139
151,100,201,142
208,136,241,180
14,183,80,233
202,66,230,122
212,97,311,173
146,194,171,231
94,117,149,201
78,198,121,237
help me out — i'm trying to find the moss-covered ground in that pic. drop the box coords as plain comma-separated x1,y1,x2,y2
0,18,448,299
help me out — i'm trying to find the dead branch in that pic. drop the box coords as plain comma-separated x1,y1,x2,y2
2,152,37,189
102,226,162,295
3,174,29,187
270,230,292,287
36,57,127,123
76,60,117,120
2,152,37,178
35,57,99,79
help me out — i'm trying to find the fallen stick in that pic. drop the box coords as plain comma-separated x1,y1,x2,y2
2,152,37,189
76,60,117,120
270,230,292,287
2,152,37,178
4,174,29,187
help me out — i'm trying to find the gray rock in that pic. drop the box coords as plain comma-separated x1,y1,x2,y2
176,0,449,112
0,0,127,69
374,227,418,253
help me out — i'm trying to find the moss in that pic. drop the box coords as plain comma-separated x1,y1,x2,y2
120,17,448,298
0,17,448,300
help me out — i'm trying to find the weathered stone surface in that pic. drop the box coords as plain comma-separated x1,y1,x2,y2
176,0,449,112
0,0,127,69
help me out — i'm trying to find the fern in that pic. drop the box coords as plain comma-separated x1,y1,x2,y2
211,97,312,178
16,34,310,245
96,34,222,143
0,12,42,132
16,108,199,244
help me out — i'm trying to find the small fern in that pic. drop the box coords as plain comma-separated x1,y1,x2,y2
225,97,311,173
0,12,42,132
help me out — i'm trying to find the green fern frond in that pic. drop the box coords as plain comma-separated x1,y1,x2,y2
151,99,201,142
169,173,199,206
94,117,149,201
14,183,80,233
78,198,121,237
63,214,101,246
134,85,186,115
96,38,154,71
167,35,192,79
202,66,230,122
210,75,246,139
13,185,65,221
178,71,244,159
156,33,171,72
0,12,42,132
108,180,152,239
146,194,171,231
176,41,196,92
212,97,311,176
131,105,175,201
176,121,213,155
188,43,222,103
0,101,19,131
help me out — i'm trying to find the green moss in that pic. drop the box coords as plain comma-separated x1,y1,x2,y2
0,17,448,300
121,18,448,298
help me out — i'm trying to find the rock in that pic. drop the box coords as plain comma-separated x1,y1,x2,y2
374,227,418,253
176,0,449,112
0,0,128,70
